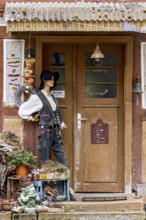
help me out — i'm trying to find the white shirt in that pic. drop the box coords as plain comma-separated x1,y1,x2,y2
18,90,57,121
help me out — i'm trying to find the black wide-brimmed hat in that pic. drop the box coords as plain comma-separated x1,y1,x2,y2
39,70,59,90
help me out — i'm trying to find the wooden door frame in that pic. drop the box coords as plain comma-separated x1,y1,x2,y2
35,36,133,193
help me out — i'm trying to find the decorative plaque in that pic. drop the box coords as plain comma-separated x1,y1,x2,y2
91,119,109,144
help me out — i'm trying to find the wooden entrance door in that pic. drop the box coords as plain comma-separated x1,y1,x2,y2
75,44,125,192
42,42,125,192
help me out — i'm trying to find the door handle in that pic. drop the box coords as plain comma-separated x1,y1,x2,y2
77,113,87,129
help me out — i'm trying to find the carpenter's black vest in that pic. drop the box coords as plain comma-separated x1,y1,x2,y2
37,91,62,128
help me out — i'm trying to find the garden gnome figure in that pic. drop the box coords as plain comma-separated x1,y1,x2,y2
17,176,40,212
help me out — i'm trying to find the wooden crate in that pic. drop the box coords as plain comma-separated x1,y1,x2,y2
32,178,70,202
7,176,20,200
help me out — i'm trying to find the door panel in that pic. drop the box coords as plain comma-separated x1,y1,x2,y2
42,44,74,184
75,44,124,192
84,108,118,183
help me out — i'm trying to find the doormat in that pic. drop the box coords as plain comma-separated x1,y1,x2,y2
82,196,127,202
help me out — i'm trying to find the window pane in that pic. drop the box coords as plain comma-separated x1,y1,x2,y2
85,53,117,67
51,68,65,83
51,52,65,98
86,84,116,98
102,53,117,66
52,85,65,91
85,51,117,99
51,53,65,66
52,85,65,98
85,69,116,82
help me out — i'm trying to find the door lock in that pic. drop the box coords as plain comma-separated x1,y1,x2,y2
77,113,87,129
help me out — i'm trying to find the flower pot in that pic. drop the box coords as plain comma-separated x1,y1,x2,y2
2,201,17,211
16,164,28,177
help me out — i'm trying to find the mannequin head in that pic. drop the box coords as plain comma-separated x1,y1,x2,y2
39,70,59,90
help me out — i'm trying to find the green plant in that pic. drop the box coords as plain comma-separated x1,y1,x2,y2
7,149,38,171
43,160,68,173
56,163,68,173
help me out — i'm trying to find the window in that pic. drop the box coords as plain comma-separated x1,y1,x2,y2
85,52,117,98
51,52,65,98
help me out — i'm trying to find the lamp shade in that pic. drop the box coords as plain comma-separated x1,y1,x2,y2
133,76,143,94
91,44,104,60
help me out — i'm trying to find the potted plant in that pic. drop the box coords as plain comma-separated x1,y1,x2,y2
42,161,70,179
7,149,38,177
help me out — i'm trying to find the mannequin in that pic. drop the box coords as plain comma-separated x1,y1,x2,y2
18,70,68,166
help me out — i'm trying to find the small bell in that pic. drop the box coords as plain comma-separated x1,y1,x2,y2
133,76,143,105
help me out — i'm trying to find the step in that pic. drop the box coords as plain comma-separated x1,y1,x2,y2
11,211,145,220
73,193,136,202
0,212,11,220
1,208,145,220
38,211,145,220
55,199,144,213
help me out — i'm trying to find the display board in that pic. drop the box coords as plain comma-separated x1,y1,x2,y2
3,39,25,106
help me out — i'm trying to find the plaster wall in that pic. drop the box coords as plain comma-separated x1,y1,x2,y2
142,121,146,182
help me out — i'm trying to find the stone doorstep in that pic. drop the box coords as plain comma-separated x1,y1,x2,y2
38,212,145,220
1,211,145,220
0,212,11,220
0,213,37,220
73,193,137,202
11,211,145,220
58,199,144,212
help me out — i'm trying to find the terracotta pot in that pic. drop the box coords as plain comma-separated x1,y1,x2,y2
16,164,28,177
2,201,17,211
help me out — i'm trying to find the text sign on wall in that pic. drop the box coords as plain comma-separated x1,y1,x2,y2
91,119,109,144
52,90,65,98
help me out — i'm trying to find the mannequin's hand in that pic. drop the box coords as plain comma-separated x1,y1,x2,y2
61,122,67,130
32,114,40,122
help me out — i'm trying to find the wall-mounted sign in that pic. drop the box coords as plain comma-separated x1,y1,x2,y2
3,39,25,106
52,90,65,98
91,119,109,144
